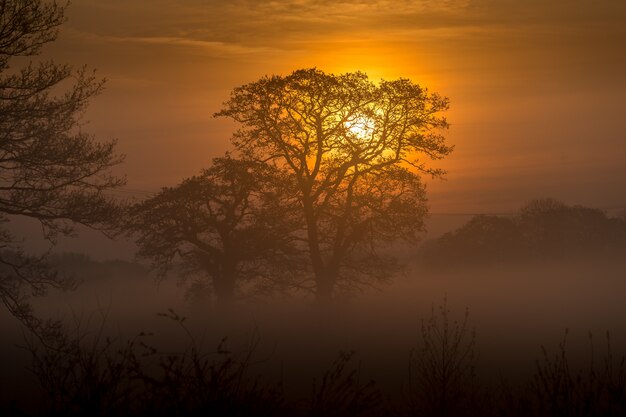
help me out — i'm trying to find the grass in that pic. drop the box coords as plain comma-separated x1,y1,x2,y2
6,301,626,416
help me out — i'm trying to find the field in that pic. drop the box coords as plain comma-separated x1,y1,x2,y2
2,253,625,415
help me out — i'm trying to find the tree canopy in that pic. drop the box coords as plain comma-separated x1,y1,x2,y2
419,198,626,267
216,68,452,301
0,0,124,329
126,156,299,304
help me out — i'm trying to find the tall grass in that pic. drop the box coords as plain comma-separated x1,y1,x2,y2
310,351,382,417
406,297,482,417
525,330,626,416
24,309,283,417
11,301,626,416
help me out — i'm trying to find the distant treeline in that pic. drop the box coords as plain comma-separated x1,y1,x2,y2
49,253,149,281
419,198,626,266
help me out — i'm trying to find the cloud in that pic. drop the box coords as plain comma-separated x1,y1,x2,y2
72,0,626,72
65,29,282,57
66,0,479,49
64,0,625,81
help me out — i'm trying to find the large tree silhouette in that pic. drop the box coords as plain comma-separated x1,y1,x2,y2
0,1,124,329
216,69,452,301
126,156,299,304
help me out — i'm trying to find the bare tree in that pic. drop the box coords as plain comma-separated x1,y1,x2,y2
126,156,300,304
216,68,452,302
0,0,124,330
407,299,479,417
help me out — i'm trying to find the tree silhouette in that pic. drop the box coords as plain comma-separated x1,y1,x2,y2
216,68,452,301
419,198,626,266
0,1,124,329
420,215,527,266
518,198,625,257
126,156,299,304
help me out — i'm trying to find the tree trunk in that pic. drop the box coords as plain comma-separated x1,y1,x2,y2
302,198,334,303
213,259,236,305
213,275,235,304
314,265,339,304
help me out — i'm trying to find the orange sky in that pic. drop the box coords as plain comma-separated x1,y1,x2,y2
45,0,626,216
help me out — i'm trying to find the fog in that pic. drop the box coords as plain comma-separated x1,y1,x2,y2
3,249,625,413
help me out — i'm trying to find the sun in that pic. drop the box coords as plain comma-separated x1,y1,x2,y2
345,116,375,139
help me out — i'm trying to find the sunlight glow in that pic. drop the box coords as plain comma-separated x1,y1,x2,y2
345,116,375,139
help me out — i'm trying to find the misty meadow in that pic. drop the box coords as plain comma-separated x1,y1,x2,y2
1,1,626,416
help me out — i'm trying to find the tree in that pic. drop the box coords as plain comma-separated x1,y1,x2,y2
408,299,478,417
419,215,527,266
518,198,624,257
0,1,124,330
419,198,626,267
126,156,299,304
216,68,452,301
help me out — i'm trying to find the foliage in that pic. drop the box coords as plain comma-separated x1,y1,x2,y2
0,0,124,330
14,303,626,416
419,198,626,267
518,198,626,258
216,68,451,301
27,320,386,417
310,351,382,417
535,332,626,416
407,298,480,417
26,309,284,417
499,331,626,417
421,215,527,266
125,156,300,303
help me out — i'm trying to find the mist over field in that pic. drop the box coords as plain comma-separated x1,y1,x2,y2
3,194,626,415
3,242,626,414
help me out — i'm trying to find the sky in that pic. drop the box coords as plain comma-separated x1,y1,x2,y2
5,2,626,407
33,0,626,255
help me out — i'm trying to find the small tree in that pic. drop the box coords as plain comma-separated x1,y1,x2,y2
126,156,299,304
0,0,124,330
216,68,452,301
407,299,479,417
